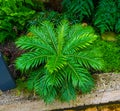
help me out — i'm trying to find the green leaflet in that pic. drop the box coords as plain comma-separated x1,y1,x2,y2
46,55,67,73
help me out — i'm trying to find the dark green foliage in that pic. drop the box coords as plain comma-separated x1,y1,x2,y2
94,0,120,33
15,21,103,103
0,0,35,43
62,0,94,23
115,19,120,33
115,0,120,33
28,11,64,27
62,0,120,33
94,37,120,72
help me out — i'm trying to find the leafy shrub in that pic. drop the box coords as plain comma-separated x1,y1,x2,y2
15,21,103,103
94,0,120,33
0,0,35,43
62,0,94,23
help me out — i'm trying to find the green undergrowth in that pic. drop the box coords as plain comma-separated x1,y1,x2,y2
0,0,35,43
94,36,120,73
15,78,30,96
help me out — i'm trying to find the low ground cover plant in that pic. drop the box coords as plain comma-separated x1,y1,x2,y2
94,36,120,72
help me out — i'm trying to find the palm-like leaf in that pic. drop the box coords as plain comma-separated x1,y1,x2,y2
75,49,103,70
15,51,48,71
63,25,97,53
16,35,55,53
16,21,103,103
41,21,57,52
66,61,94,92
60,81,76,101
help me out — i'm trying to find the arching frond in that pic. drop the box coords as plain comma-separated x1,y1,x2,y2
27,68,45,91
15,36,54,54
60,81,76,101
66,61,94,93
73,49,104,70
41,21,57,52
34,71,64,103
64,25,97,53
56,20,69,54
29,26,55,50
37,77,57,103
15,51,48,71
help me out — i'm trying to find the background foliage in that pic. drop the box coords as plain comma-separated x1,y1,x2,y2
0,0,35,43
94,0,120,33
61,0,120,33
62,0,94,24
28,11,63,27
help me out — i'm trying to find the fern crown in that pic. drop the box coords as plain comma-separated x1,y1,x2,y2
15,21,103,103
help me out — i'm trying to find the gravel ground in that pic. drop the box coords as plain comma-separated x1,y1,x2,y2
0,90,28,105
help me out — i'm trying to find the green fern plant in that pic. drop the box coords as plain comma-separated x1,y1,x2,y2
94,0,117,33
62,0,94,23
15,21,103,103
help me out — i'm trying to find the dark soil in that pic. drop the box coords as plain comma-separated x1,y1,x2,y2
0,41,24,79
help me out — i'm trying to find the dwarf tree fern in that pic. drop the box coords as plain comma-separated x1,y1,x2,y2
15,21,103,103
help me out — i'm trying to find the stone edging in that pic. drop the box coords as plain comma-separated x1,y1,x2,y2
0,73,120,111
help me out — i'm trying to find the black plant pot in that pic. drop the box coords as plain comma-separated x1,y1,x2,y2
0,52,16,91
